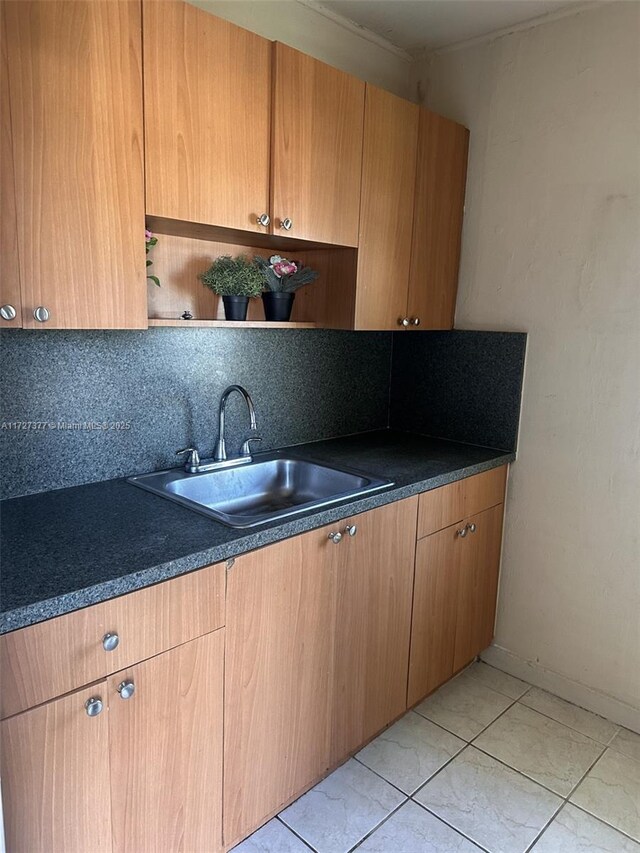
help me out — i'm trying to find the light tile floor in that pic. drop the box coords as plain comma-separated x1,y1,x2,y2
233,662,640,853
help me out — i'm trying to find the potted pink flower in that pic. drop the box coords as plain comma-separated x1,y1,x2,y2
255,255,319,321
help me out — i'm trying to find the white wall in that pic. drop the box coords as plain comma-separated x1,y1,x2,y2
188,0,413,98
414,2,640,729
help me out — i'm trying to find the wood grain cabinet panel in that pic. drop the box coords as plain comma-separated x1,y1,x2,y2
4,0,146,329
271,43,365,246
0,4,21,327
453,504,505,671
143,0,271,233
408,523,461,707
0,562,224,719
108,630,224,853
354,85,419,330
408,109,469,330
224,527,338,847
331,497,418,764
1,683,112,853
417,466,507,539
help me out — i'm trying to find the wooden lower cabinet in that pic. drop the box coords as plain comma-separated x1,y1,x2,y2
223,497,419,846
331,498,418,764
408,524,461,707
1,682,113,853
108,630,224,853
408,502,505,707
224,526,337,846
1,630,224,853
453,504,505,672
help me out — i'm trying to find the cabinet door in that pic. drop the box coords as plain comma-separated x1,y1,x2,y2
0,683,112,853
331,497,418,764
271,44,365,246
407,109,469,330
453,504,505,671
224,528,338,847
354,85,419,330
0,4,21,327
408,523,462,707
144,1,271,233
4,0,146,329
108,630,224,853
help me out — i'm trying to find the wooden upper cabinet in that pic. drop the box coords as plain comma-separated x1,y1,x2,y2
1,683,112,853
0,4,21,328
4,0,146,329
354,85,419,330
407,109,469,330
271,44,365,246
143,0,271,233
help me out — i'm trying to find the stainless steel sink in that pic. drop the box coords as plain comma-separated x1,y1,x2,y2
128,455,393,528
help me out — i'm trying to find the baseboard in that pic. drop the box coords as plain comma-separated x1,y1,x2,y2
481,644,640,734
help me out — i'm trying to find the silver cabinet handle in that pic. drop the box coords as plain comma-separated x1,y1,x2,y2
344,524,357,537
102,632,120,652
398,317,410,327
117,680,135,700
457,526,468,538
328,531,343,544
467,522,477,534
0,304,17,321
411,317,421,326
33,306,50,322
257,213,270,227
280,217,293,231
85,697,103,717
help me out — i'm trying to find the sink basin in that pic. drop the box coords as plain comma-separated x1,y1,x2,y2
128,455,393,528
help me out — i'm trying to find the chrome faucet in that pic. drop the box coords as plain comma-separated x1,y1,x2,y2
214,384,260,461
176,384,261,474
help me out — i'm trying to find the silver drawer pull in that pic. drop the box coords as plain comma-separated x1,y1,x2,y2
102,632,120,652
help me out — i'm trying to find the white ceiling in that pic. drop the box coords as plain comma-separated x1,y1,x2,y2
314,0,584,54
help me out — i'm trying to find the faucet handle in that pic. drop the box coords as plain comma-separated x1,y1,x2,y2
240,435,262,458
176,447,201,471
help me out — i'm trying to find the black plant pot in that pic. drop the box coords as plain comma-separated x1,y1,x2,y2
262,291,295,322
222,295,249,321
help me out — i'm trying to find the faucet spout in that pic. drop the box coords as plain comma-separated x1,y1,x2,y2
214,384,258,462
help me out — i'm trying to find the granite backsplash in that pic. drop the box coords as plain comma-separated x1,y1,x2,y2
0,328,526,499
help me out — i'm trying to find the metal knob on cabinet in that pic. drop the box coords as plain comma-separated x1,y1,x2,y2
257,213,270,227
398,317,410,327
85,697,103,717
117,680,135,700
0,304,17,321
328,531,343,544
457,526,468,538
33,306,50,322
344,524,358,537
467,522,477,534
411,317,421,326
102,632,120,652
280,217,293,231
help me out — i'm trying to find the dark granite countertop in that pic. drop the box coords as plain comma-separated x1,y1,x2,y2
0,430,514,633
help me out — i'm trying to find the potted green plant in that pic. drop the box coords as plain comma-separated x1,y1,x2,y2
199,255,263,321
255,255,319,322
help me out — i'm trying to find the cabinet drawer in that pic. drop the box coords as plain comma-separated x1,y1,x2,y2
417,466,507,539
1,563,224,719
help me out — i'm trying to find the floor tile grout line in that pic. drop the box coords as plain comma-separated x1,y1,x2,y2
351,754,416,798
414,690,520,745
568,800,640,845
469,741,580,799
275,815,321,851
346,799,409,852
563,742,608,801
515,696,620,746
523,799,568,852
409,797,492,852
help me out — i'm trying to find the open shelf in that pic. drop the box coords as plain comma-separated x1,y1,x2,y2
148,319,318,329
